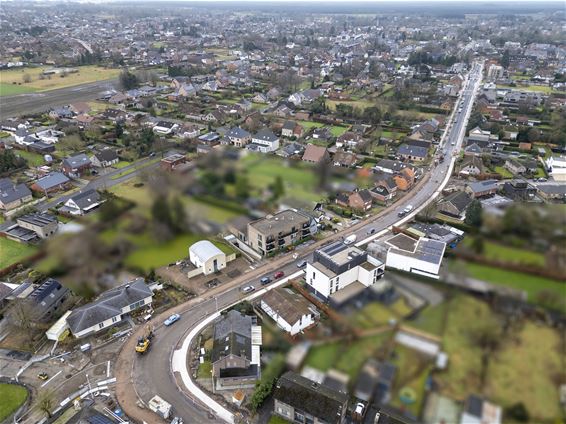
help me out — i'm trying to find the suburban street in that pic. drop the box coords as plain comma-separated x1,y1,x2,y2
115,64,484,423
0,79,117,119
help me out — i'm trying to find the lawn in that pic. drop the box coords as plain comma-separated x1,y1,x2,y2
0,82,36,96
303,332,391,380
297,120,324,130
326,99,375,111
463,262,564,307
0,238,38,269
497,84,556,94
119,232,234,272
0,65,120,93
350,299,412,330
484,321,563,422
197,360,212,379
389,345,433,417
183,197,242,224
0,383,28,422
239,154,324,204
460,237,546,267
330,125,349,137
268,416,292,424
14,149,46,167
408,301,449,336
494,166,513,179
113,161,132,169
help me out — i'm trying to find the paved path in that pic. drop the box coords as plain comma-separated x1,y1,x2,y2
0,79,117,119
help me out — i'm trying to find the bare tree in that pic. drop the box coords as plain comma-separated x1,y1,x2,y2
6,299,35,336
22,73,32,83
37,390,54,419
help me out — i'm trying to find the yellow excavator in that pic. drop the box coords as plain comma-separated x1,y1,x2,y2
135,324,154,354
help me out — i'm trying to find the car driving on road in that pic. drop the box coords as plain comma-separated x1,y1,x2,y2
164,313,181,326
260,277,271,285
296,260,307,268
241,285,255,294
273,271,285,279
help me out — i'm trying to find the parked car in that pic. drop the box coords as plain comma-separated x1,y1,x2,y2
296,260,307,268
273,271,285,279
366,228,376,235
164,313,181,326
38,372,49,381
241,285,255,294
260,277,271,285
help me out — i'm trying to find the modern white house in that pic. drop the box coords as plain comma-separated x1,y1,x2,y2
260,287,319,336
546,155,566,182
188,240,227,276
249,128,280,153
385,235,446,279
66,278,153,338
305,241,386,306
63,189,103,215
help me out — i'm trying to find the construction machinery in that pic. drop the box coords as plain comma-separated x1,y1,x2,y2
135,324,154,354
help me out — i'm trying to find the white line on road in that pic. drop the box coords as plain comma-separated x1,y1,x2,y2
41,370,62,387
106,360,111,378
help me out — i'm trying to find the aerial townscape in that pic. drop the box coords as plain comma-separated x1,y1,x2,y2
0,1,565,423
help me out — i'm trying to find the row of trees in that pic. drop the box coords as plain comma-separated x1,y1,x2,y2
0,150,27,173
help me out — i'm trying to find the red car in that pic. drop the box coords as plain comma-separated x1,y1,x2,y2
273,271,285,279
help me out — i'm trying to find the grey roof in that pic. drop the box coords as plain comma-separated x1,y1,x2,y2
212,310,253,363
282,120,296,130
17,212,57,228
226,126,250,139
440,191,472,213
69,189,101,210
374,159,406,173
95,149,118,162
34,172,70,190
249,209,311,235
63,153,91,170
398,144,428,158
467,179,499,193
0,178,31,204
253,128,278,142
261,287,314,326
274,371,348,424
67,278,152,334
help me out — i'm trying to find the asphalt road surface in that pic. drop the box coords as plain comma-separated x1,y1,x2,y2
116,64,484,423
0,79,117,119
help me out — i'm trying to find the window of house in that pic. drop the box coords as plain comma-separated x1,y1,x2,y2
112,316,118,323
98,323,104,329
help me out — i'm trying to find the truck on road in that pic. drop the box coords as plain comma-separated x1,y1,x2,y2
344,234,357,245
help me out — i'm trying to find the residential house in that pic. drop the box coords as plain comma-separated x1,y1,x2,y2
247,209,317,256
70,102,91,115
502,181,537,201
370,185,395,203
459,156,484,176
312,127,332,142
386,236,446,279
0,178,32,211
302,144,330,164
504,158,527,175
160,153,187,171
460,395,502,424
27,278,69,323
226,127,251,147
464,143,484,156
153,121,179,135
273,371,349,424
260,287,319,336
91,149,119,168
336,189,373,211
397,144,428,162
336,132,362,149
281,121,304,138
546,155,566,182
437,191,473,218
31,172,71,195
305,241,386,306
101,109,127,123
332,151,358,168
466,180,499,198
278,142,305,158
373,159,409,175
393,168,416,191
249,128,280,153
4,213,58,243
67,278,154,338
63,189,103,215
211,310,261,390
62,153,92,177
179,124,200,139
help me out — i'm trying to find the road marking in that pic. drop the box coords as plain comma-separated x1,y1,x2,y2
41,370,62,387
106,360,111,377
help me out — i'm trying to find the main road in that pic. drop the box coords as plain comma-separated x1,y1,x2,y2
0,79,117,119
115,64,484,423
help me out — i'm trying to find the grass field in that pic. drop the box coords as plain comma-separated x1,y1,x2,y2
330,125,349,137
0,238,38,269
113,161,131,169
497,84,556,94
240,154,323,204
350,299,412,330
298,120,324,130
460,238,546,267
14,149,46,167
463,262,564,305
326,99,375,111
0,65,120,95
0,83,36,96
494,166,514,179
303,332,391,380
197,360,212,379
408,301,449,336
0,383,28,422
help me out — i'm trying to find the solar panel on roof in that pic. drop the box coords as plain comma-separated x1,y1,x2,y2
87,414,114,424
